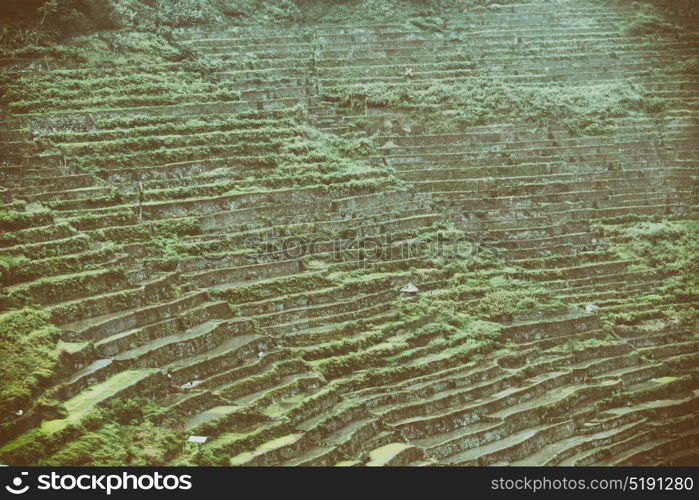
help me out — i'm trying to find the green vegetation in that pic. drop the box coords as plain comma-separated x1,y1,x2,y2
0,208,53,232
4,62,239,114
0,0,697,468
0,396,185,466
324,79,667,135
0,255,33,287
0,308,61,422
607,221,698,270
470,279,562,321
44,421,181,466
0,0,459,56
622,6,680,36
598,220,699,328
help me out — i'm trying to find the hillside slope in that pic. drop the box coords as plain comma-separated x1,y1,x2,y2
0,0,698,465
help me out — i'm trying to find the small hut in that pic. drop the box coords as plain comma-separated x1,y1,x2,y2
187,436,208,444
400,283,419,300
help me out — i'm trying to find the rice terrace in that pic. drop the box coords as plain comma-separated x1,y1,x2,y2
0,0,698,467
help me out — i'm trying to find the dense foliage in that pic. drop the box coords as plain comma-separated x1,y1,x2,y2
1,0,452,34
0,308,61,422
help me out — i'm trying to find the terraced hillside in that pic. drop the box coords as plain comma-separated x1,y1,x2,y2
1,0,698,466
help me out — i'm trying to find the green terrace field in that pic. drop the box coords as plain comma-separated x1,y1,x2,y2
0,0,698,466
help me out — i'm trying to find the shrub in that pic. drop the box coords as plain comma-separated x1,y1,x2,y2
0,255,32,286
153,0,223,26
0,308,61,422
0,209,51,231
624,10,679,36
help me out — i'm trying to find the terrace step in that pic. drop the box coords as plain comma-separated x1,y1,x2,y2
183,405,240,430
38,369,164,435
560,430,654,466
164,332,269,385
445,422,573,465
0,223,76,248
0,234,91,260
57,359,117,401
114,320,226,365
510,420,646,466
50,272,181,327
229,433,309,466
61,288,208,341
320,416,383,458
1,267,126,309
93,317,183,358
366,442,423,466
